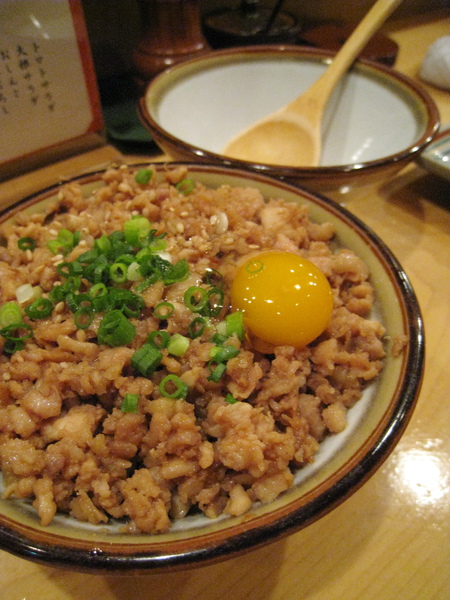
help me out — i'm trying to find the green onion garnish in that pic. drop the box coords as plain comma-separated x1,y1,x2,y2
153,302,175,319
175,178,195,195
121,393,139,413
135,168,153,185
147,330,171,349
204,268,224,289
110,262,128,283
159,374,189,399
97,310,136,347
24,298,53,320
74,306,94,329
209,344,240,363
1,323,33,340
124,216,151,247
161,259,189,286
89,283,108,299
207,361,227,383
0,302,23,329
225,311,245,341
188,316,207,339
94,235,111,257
205,287,224,317
167,333,189,357
246,259,264,274
184,286,207,313
225,393,238,404
17,237,36,251
47,228,80,256
131,344,162,377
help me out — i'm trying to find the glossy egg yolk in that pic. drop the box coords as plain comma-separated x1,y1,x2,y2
230,251,333,349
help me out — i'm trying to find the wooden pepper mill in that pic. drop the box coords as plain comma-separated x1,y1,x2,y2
131,0,210,87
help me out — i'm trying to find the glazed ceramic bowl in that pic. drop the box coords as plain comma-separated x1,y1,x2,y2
0,164,423,573
417,125,450,182
138,46,439,192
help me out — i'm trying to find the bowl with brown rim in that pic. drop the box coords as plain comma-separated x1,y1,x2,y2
138,45,439,193
0,163,423,572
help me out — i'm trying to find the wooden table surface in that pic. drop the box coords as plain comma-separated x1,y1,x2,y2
0,10,449,600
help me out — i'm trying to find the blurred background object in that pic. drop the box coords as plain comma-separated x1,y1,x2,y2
79,0,446,149
131,0,210,87
0,0,104,180
202,0,300,48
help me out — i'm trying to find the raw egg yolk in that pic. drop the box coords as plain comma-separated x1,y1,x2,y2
230,251,333,349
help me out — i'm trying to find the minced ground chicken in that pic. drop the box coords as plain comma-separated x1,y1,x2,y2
0,165,389,533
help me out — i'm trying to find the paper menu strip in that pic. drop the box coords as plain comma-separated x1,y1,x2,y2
0,0,104,179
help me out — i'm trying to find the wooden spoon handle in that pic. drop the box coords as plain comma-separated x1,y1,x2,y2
289,0,404,112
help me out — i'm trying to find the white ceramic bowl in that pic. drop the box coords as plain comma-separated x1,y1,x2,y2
0,164,423,572
139,46,440,192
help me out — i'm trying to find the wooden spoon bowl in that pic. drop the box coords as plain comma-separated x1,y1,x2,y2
223,0,405,167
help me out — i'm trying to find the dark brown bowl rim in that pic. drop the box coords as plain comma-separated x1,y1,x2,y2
0,163,424,573
138,45,440,177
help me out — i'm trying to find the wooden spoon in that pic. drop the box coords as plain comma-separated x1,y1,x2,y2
223,0,404,167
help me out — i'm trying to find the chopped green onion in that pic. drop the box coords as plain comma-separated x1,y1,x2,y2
56,262,72,278
188,316,207,339
114,290,145,318
205,288,224,317
204,268,224,289
97,310,136,347
74,306,94,329
176,178,195,195
24,298,53,320
110,262,128,283
124,216,151,247
135,274,159,294
207,361,227,383
215,320,227,337
225,311,245,341
121,393,139,413
159,374,189,399
209,344,240,363
18,237,36,251
210,332,228,345
94,235,111,256
135,168,153,185
3,338,25,355
15,283,42,306
0,302,23,328
161,259,189,286
127,261,143,282
57,261,83,278
225,393,238,404
131,344,162,377
46,239,62,255
147,330,171,349
0,323,33,342
246,259,264,274
154,302,174,319
167,333,189,357
89,283,108,299
184,286,207,313
148,237,167,253
47,228,79,256
64,292,79,313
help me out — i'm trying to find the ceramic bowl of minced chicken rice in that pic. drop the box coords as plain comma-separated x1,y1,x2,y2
0,163,423,572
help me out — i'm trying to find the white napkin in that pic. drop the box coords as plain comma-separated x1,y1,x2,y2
420,36,450,91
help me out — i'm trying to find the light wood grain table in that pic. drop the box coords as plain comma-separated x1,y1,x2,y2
0,10,449,600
